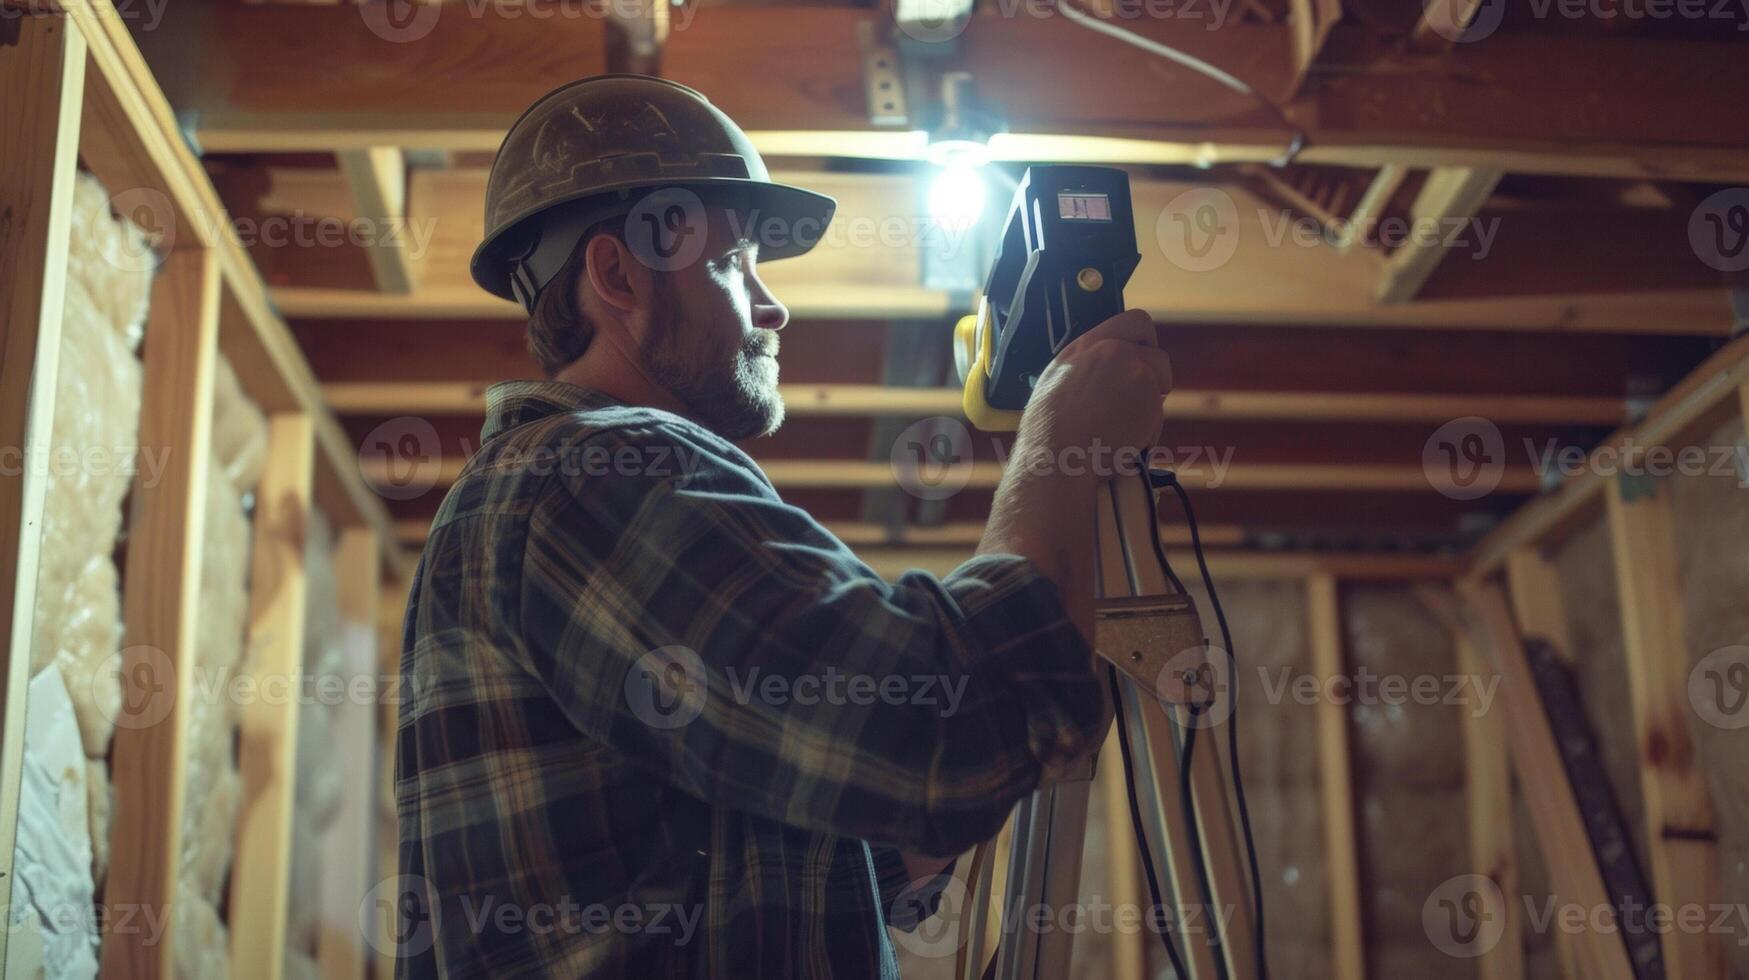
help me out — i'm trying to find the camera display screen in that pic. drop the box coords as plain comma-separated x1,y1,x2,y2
1056,192,1112,221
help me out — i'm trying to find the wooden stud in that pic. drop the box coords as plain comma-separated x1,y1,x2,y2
1456,624,1525,980
1306,574,1365,980
1457,582,1634,980
230,412,315,980
1604,475,1722,979
1500,548,1581,978
317,526,383,980
102,246,222,980
0,13,86,969
336,148,414,294
1376,167,1504,304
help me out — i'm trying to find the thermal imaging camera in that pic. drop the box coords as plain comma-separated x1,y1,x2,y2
954,165,1139,431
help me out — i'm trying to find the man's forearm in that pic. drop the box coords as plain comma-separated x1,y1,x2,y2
976,430,1098,645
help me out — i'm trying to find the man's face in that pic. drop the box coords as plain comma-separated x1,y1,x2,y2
638,210,790,441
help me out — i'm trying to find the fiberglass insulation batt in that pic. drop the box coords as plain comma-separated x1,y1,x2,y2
1667,418,1749,980
286,507,347,956
1343,586,1472,979
14,172,151,973
168,352,267,980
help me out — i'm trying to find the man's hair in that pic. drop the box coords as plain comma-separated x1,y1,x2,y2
525,219,617,377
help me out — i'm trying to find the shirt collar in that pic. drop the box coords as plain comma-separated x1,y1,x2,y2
481,380,625,442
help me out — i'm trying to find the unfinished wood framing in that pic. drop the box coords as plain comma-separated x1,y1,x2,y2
102,246,222,980
0,5,403,977
0,13,87,968
1375,167,1504,304
1306,574,1364,980
317,525,384,980
230,412,315,980
336,147,414,294
1604,475,1722,978
1456,584,1635,980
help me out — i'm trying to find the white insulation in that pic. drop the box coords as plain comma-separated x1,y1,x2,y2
287,507,346,956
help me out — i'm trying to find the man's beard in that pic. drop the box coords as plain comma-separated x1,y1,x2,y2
640,281,785,441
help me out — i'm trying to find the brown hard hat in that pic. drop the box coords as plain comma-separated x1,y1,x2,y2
471,74,838,312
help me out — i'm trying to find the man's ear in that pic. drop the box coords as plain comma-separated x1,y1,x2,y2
582,232,651,317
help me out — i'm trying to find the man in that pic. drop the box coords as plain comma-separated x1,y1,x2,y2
396,75,1173,978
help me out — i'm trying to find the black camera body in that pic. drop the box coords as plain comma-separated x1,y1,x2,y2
956,165,1140,430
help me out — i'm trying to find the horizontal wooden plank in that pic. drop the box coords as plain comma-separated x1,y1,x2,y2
258,167,1733,334
361,455,1544,494
322,380,1629,425
168,5,1749,180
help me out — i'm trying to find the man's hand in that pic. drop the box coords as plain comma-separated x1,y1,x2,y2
1022,308,1173,462
977,309,1172,644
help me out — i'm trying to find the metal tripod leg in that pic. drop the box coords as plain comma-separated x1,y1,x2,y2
978,474,1258,980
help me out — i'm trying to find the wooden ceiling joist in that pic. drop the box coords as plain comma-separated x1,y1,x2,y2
322,380,1630,426
161,5,1749,182
257,167,1734,334
335,147,414,294
359,456,1544,496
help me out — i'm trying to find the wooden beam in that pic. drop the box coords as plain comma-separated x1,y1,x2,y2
103,246,222,980
172,6,1749,182
1470,333,1749,574
1603,475,1722,979
263,167,1735,334
230,412,315,980
322,380,1629,427
361,456,1545,496
1376,168,1504,304
0,15,85,967
1338,164,1406,254
1456,582,1635,980
862,548,1462,580
336,147,414,294
317,526,382,980
1306,573,1365,980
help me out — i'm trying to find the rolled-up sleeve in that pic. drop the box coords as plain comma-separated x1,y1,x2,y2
513,422,1107,858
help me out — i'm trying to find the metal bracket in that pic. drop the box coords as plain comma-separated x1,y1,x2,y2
857,22,908,126
1093,594,1215,707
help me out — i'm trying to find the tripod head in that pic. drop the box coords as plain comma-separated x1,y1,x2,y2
954,165,1140,432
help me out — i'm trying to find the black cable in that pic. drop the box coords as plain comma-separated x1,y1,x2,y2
1174,710,1229,980
1152,467,1270,980
1108,665,1190,980
1135,467,1188,595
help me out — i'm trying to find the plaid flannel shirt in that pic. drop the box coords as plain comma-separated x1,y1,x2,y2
395,380,1106,978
